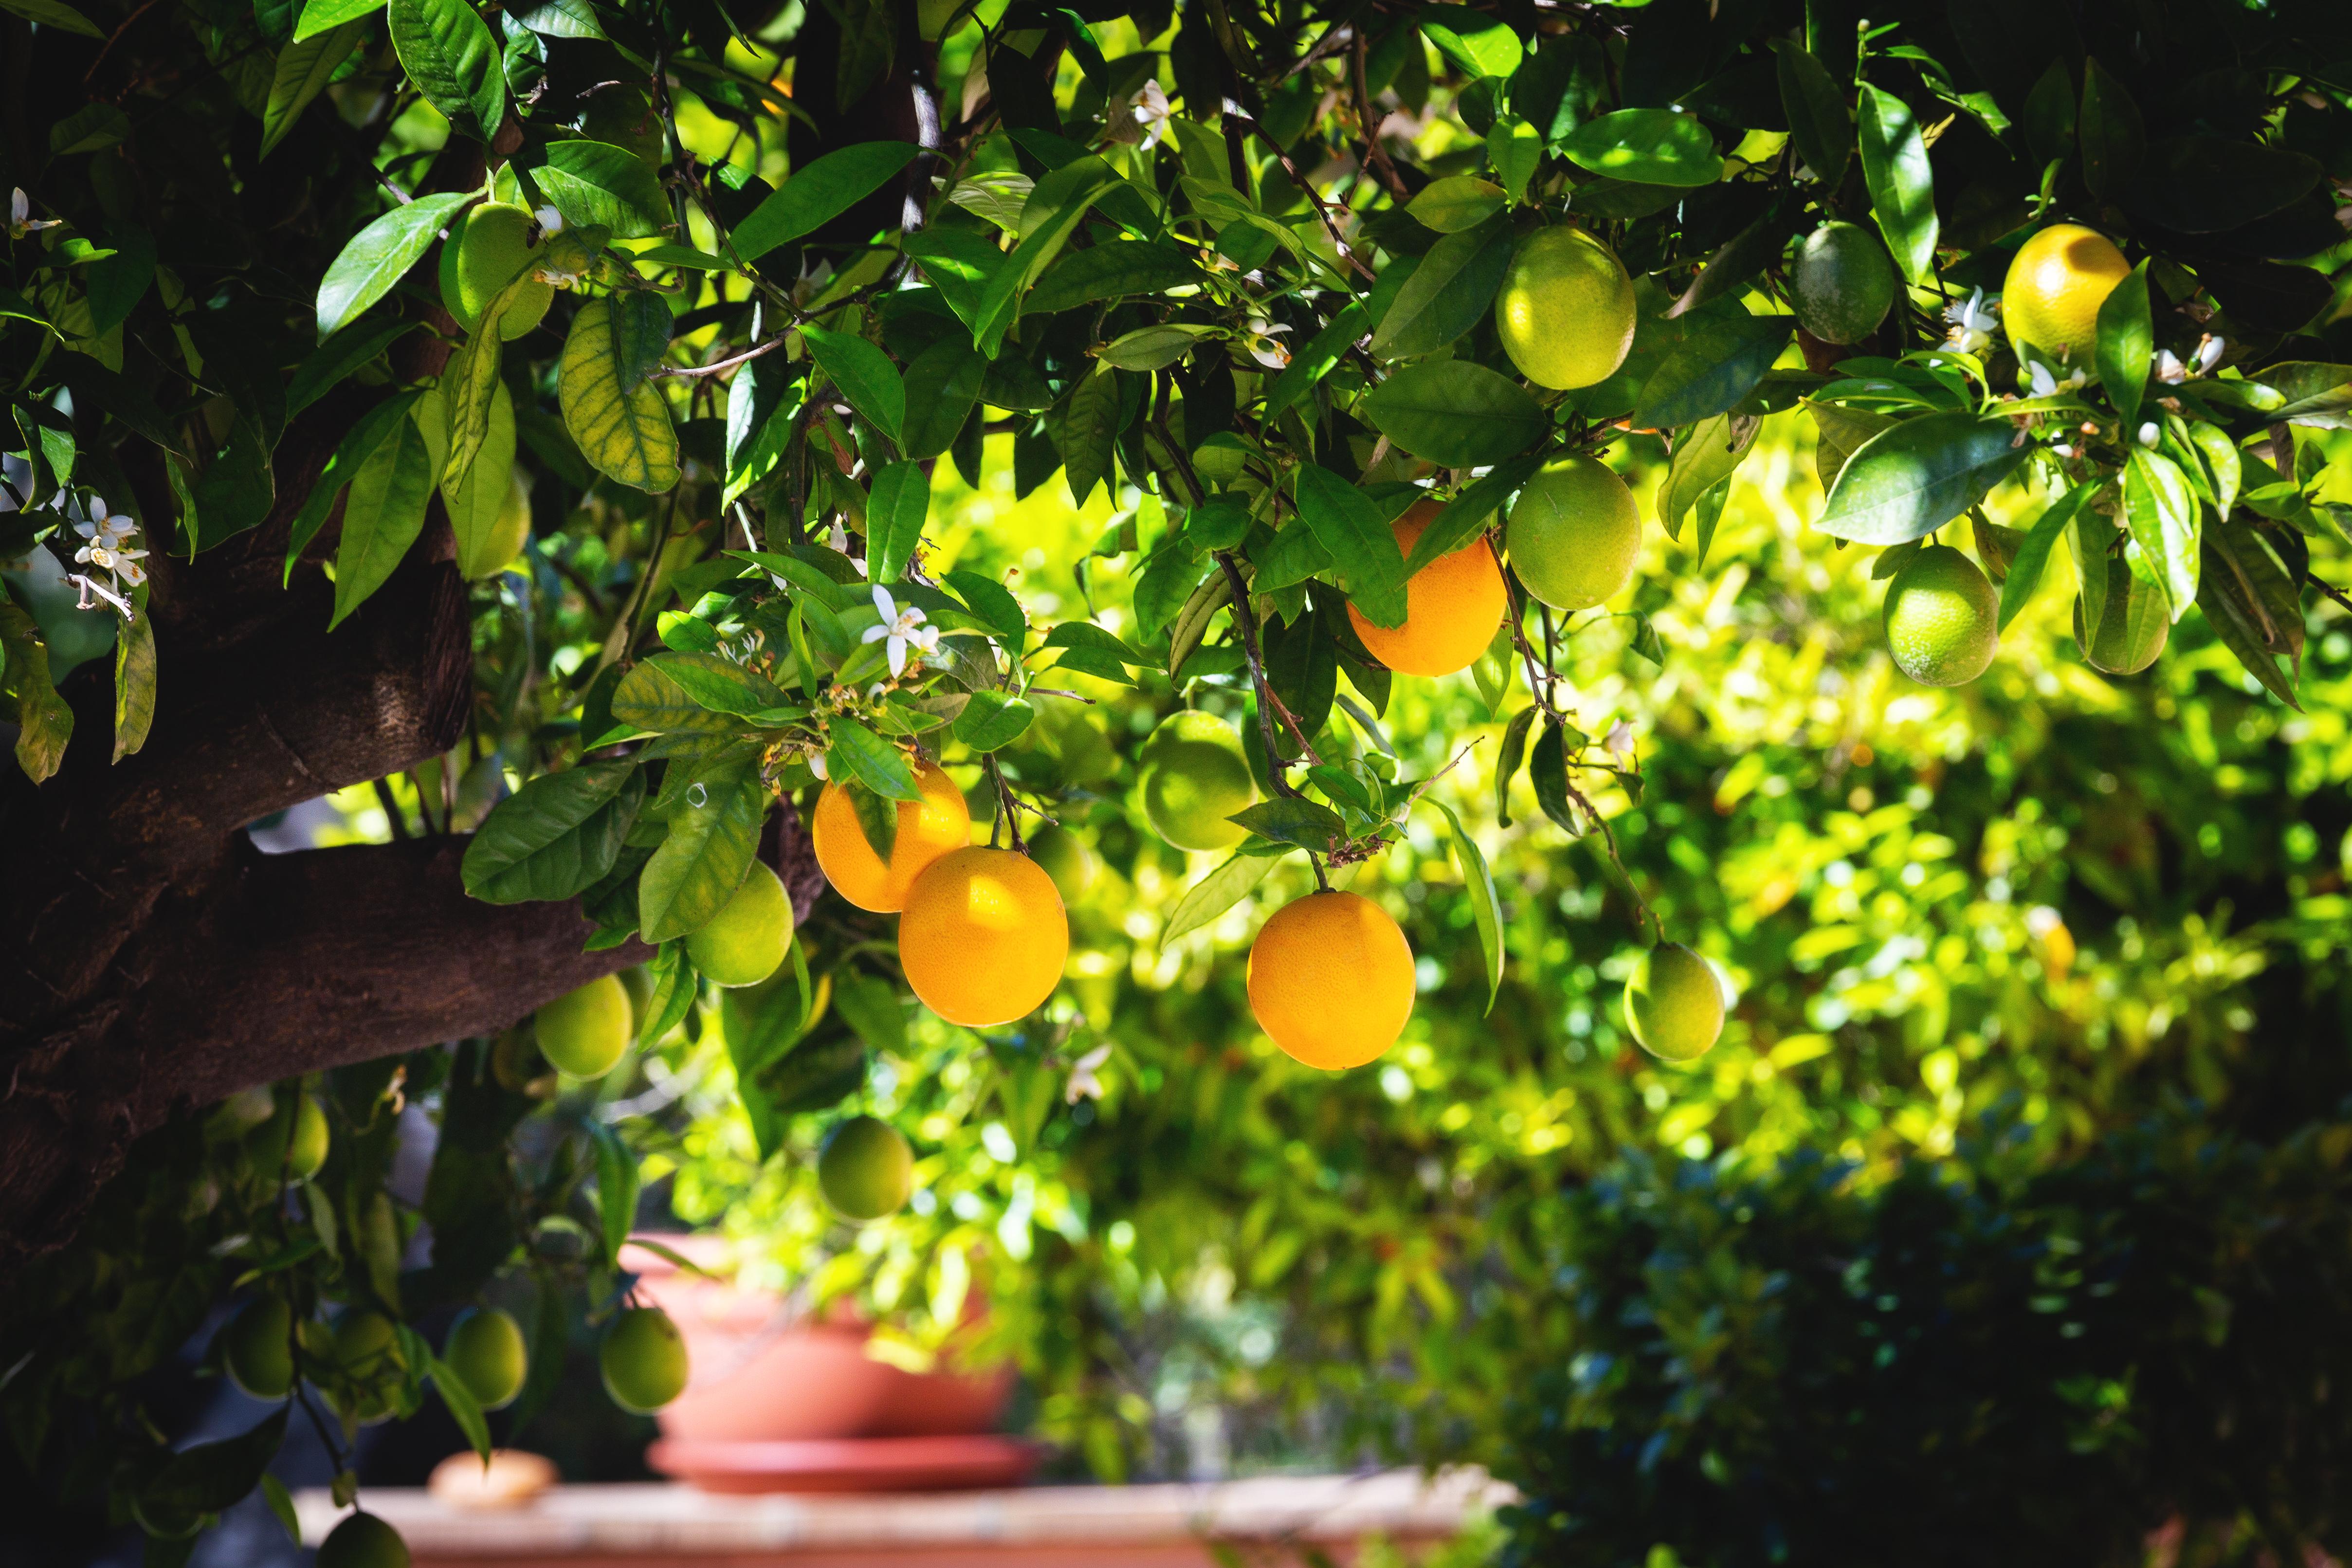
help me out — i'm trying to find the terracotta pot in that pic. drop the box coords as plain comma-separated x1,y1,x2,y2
621,1237,1013,1446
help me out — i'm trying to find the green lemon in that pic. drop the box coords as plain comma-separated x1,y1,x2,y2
1790,221,1897,346
332,1310,407,1424
252,1093,330,1183
1493,225,1638,391
459,468,532,580
535,974,633,1078
1884,545,1999,687
317,1512,410,1568
438,202,553,340
2075,553,2170,675
1506,456,1642,612
1624,944,1725,1061
618,965,654,1036
1139,711,1257,852
443,1306,529,1412
220,1296,294,1400
1028,825,1098,904
687,861,793,987
818,1114,915,1222
601,1307,690,1413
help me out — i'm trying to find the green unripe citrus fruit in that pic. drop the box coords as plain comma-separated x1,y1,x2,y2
286,1094,330,1181
332,1310,407,1424
818,1114,915,1221
1791,221,1897,346
601,1307,689,1413
1494,225,1637,391
443,1306,529,1412
1028,825,1098,904
535,974,633,1078
220,1296,295,1400
618,965,654,1035
438,202,553,341
1884,544,2000,687
2075,554,2170,675
1139,711,1257,852
1624,943,1725,1061
459,469,531,580
687,861,793,987
1506,456,1642,612
317,1512,410,1568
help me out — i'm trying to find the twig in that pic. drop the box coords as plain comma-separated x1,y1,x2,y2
1226,110,1377,281
1350,32,1411,203
371,777,411,841
983,754,1027,852
2310,572,2352,617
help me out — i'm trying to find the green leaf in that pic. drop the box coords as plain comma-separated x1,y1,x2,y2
328,405,436,629
1293,465,1408,629
1632,316,1792,431
1657,413,1760,541
1360,361,1545,467
1163,851,1281,942
1816,412,2031,546
1028,240,1204,314
1407,177,1507,234
1494,705,1535,828
609,660,741,733
1997,482,2097,632
1434,801,1503,1014
639,938,700,1039
2261,363,2352,427
800,323,905,443
2078,58,2145,205
1055,363,1121,507
897,334,985,460
952,688,1035,752
0,601,71,784
1265,301,1369,420
945,569,1027,644
47,101,128,155
1096,323,1226,372
316,193,472,341
286,390,419,575
970,157,1124,354
437,308,513,496
112,600,155,763
2186,422,2241,521
1562,110,1722,187
560,292,680,492
731,142,923,263
260,20,363,157
2128,136,2323,235
1527,719,1585,836
537,140,670,238
2096,261,2153,432
288,320,418,418
0,0,102,35
462,761,645,903
2124,447,2200,621
834,0,895,109
1405,456,1542,577
1419,4,1523,77
2198,522,2303,707
258,1476,301,1546
1857,84,1938,285
388,0,506,143
444,381,517,576
638,765,763,942
826,715,921,801
589,1122,641,1265
423,1352,494,1471
1807,399,1897,492
866,461,931,583
1774,40,1851,183
831,969,908,1055
1370,215,1513,361
137,1411,289,1531
293,0,382,39
1229,798,1346,852
648,651,789,716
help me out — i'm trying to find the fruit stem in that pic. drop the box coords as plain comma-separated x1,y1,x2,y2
984,754,1027,853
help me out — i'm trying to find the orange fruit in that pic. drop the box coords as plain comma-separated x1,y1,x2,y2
897,846,1069,1027
811,757,972,912
2002,224,2130,365
1245,891,1415,1070
1346,500,1507,677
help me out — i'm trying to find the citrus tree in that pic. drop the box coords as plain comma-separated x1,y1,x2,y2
4,0,2352,1556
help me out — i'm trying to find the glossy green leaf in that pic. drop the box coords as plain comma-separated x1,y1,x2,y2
897,334,986,460
1998,482,2097,632
731,142,922,263
970,157,1124,354
1360,361,1545,467
639,765,764,943
2199,522,2303,707
1405,456,1543,577
111,601,155,763
1163,850,1281,942
315,193,472,340
328,406,435,629
443,381,516,575
462,761,645,903
1562,110,1722,187
610,660,744,733
288,320,417,417
1774,40,1851,183
1857,84,1937,285
1633,316,1792,431
945,569,1027,644
1408,177,1508,233
428,1354,494,1464
826,715,921,801
1419,5,1523,78
1229,798,1347,852
1371,215,1513,360
2124,447,2200,621
1494,705,1535,828
2096,261,2153,432
293,0,381,38
260,20,363,157
1055,363,1120,506
388,0,506,143
801,323,905,443
0,0,103,35
1027,240,1203,314
649,651,789,716
286,390,420,576
1434,800,1504,1013
1096,323,1226,372
1265,301,1368,420
1816,412,2031,546
536,140,670,238
866,460,931,583
1657,413,1761,541
952,688,1035,752
560,292,680,492
1294,465,1408,629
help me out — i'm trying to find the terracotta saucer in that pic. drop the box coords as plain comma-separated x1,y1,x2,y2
647,1434,1044,1495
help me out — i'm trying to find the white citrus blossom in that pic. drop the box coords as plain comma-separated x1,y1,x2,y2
2155,334,2226,383
2027,361,2088,399
1239,317,1291,370
1065,1044,1112,1104
1604,718,1637,764
68,504,146,619
9,188,60,240
862,583,940,677
1942,289,1998,354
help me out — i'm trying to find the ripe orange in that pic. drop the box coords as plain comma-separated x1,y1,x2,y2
897,846,1069,1027
1245,891,1415,1070
811,757,972,912
1346,500,1507,677
2002,224,2130,365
